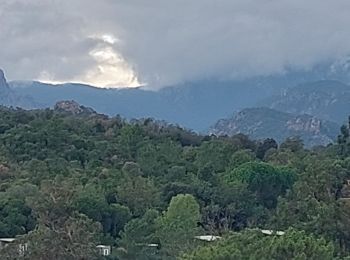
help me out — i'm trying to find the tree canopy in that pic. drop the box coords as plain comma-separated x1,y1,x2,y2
0,106,349,259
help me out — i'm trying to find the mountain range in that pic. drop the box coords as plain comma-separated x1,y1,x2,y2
0,70,36,108
1,67,349,146
210,79,349,146
209,107,340,147
261,80,350,124
6,76,285,131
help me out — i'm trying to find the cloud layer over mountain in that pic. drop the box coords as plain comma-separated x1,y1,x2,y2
2,0,350,88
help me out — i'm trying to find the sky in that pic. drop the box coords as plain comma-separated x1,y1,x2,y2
1,0,350,89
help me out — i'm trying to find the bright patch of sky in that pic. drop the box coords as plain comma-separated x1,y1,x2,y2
38,34,141,88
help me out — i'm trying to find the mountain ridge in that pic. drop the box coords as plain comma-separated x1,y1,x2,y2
8,78,276,131
2,69,350,132
0,69,37,108
210,107,340,147
261,80,350,124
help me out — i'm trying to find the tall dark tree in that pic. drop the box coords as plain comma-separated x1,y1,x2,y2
256,138,278,160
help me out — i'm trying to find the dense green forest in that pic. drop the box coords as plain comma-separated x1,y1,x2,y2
0,105,349,259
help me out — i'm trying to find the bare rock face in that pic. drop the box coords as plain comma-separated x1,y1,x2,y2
0,69,38,108
0,69,7,87
263,80,350,124
54,100,96,115
0,69,10,92
286,117,322,134
210,107,339,147
0,69,15,105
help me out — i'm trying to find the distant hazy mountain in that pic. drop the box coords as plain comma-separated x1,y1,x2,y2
3,62,350,131
210,107,339,147
0,69,11,99
261,80,350,124
0,69,37,108
8,78,284,131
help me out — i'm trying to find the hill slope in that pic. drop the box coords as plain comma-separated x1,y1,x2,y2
4,69,350,131
210,107,340,147
8,79,277,131
262,80,350,124
0,69,37,108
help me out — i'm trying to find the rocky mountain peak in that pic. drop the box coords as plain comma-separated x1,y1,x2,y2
54,100,96,115
261,80,350,124
210,107,339,147
286,116,322,134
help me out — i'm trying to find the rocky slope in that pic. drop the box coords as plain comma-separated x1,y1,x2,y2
0,69,37,108
0,70,8,89
210,107,340,147
261,80,350,124
54,100,97,115
0,69,13,103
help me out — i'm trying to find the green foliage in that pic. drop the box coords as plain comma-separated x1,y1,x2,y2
0,195,35,237
182,229,336,260
116,174,160,217
118,209,160,259
2,213,101,260
228,149,255,169
256,138,278,160
157,194,202,257
0,107,348,259
1,178,101,260
280,136,304,152
273,158,350,253
225,162,295,208
338,117,350,156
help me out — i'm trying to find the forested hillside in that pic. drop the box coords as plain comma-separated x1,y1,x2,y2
0,103,350,259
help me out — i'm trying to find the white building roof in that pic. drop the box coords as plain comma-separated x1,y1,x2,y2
195,235,221,241
0,238,16,243
146,244,159,247
96,245,111,249
261,230,285,236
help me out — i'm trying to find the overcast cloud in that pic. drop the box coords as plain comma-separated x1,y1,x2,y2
1,0,350,89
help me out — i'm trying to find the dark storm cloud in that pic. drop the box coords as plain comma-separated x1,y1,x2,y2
1,0,350,88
